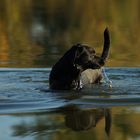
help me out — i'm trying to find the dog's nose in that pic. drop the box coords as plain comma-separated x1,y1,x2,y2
87,61,101,69
98,58,105,66
92,63,101,69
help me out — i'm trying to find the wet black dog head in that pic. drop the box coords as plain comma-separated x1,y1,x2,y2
71,28,110,71
72,44,103,71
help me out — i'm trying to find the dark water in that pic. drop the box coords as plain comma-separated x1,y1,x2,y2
0,68,140,140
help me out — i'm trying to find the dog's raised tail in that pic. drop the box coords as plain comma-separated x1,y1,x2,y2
101,28,110,61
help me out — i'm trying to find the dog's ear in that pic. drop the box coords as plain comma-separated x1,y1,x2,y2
76,44,84,58
73,44,84,65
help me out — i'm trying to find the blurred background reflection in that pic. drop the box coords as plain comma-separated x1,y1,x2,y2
0,0,140,67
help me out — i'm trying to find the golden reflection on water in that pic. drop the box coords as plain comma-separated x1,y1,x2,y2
0,0,140,67
4,106,139,140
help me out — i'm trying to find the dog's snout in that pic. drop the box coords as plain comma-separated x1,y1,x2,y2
92,55,106,67
98,58,105,66
91,62,101,69
81,60,101,70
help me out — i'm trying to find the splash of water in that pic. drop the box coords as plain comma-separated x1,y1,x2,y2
102,68,112,88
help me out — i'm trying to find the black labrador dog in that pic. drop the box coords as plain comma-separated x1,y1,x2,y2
49,28,110,90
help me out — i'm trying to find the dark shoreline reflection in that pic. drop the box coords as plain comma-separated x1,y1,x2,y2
12,106,111,138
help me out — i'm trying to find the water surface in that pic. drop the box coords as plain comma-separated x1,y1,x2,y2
0,68,140,140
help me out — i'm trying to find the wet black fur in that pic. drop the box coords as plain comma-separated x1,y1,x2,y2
49,28,110,90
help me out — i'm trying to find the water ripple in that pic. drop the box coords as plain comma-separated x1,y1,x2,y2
0,68,140,114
